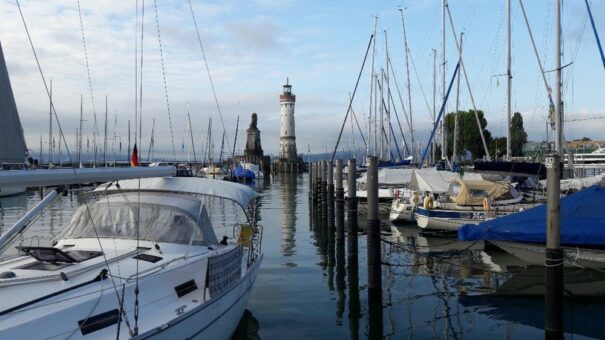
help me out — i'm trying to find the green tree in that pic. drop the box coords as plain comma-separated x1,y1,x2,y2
490,136,507,158
511,112,528,157
444,109,492,160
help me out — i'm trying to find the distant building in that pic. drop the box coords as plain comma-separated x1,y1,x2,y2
244,113,264,161
231,113,270,175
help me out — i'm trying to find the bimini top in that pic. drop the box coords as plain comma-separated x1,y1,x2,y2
93,177,259,207
451,178,511,206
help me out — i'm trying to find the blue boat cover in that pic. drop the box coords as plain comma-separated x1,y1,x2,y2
458,185,605,246
231,165,255,180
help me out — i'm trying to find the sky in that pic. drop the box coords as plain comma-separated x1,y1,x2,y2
1,0,604,162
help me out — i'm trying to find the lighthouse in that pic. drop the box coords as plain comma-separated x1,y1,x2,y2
279,79,297,161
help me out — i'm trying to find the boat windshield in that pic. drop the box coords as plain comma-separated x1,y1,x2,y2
60,193,218,246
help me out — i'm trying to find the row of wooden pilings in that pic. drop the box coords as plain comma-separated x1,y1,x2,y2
309,156,382,338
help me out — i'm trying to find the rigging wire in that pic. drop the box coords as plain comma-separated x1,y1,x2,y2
188,0,232,157
76,0,99,166
13,4,134,335
153,0,177,162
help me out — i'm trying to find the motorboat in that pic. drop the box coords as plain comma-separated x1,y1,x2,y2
415,177,526,231
0,177,263,338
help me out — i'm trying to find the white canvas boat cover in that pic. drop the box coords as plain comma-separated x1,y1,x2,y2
0,42,27,163
95,177,259,207
357,168,413,186
409,168,457,194
539,174,605,192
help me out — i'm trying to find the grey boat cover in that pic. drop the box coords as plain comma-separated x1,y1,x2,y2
0,42,27,163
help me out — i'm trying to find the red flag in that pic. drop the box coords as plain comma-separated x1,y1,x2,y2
131,143,139,167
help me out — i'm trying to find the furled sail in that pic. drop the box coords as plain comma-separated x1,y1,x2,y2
0,42,27,163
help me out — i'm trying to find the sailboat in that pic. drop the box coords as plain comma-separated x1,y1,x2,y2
0,177,263,338
0,42,28,197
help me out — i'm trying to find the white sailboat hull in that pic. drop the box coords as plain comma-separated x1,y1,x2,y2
490,240,605,268
137,256,262,339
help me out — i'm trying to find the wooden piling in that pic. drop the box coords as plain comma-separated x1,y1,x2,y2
335,160,345,242
366,156,383,339
321,161,328,224
545,153,563,339
346,158,360,338
346,159,358,265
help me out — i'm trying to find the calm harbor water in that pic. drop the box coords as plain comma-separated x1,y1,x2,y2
1,175,604,339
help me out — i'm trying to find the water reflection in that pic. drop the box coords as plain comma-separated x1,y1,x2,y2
231,309,260,340
279,175,297,257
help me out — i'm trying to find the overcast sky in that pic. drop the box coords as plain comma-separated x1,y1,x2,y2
1,0,604,161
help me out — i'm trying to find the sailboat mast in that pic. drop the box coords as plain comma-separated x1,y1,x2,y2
104,95,108,167
441,0,447,160
48,80,53,167
78,94,83,167
385,30,391,161
127,119,131,163
554,0,563,153
453,33,463,165
379,69,384,160
369,16,378,158
432,49,437,164
400,9,414,160
232,115,239,158
187,103,197,162
506,0,512,160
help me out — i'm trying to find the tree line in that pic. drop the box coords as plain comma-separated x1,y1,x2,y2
441,110,528,161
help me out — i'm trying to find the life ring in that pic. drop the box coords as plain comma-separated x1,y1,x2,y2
423,196,434,210
412,192,420,206
482,197,490,212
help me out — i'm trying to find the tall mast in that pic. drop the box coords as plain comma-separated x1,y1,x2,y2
187,103,197,162
385,30,392,161
113,113,117,165
400,9,414,160
432,49,437,164
554,0,563,153
78,94,83,168
127,119,131,163
506,0,512,159
441,0,447,160
369,16,378,157
453,33,463,165
103,95,108,167
48,80,53,167
379,69,384,160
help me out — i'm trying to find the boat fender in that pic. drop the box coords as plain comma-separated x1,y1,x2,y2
412,192,420,206
482,197,490,212
423,196,434,210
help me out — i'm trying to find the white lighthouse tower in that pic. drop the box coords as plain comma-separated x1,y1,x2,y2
279,78,297,161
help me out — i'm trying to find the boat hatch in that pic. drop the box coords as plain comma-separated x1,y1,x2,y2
17,246,102,263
